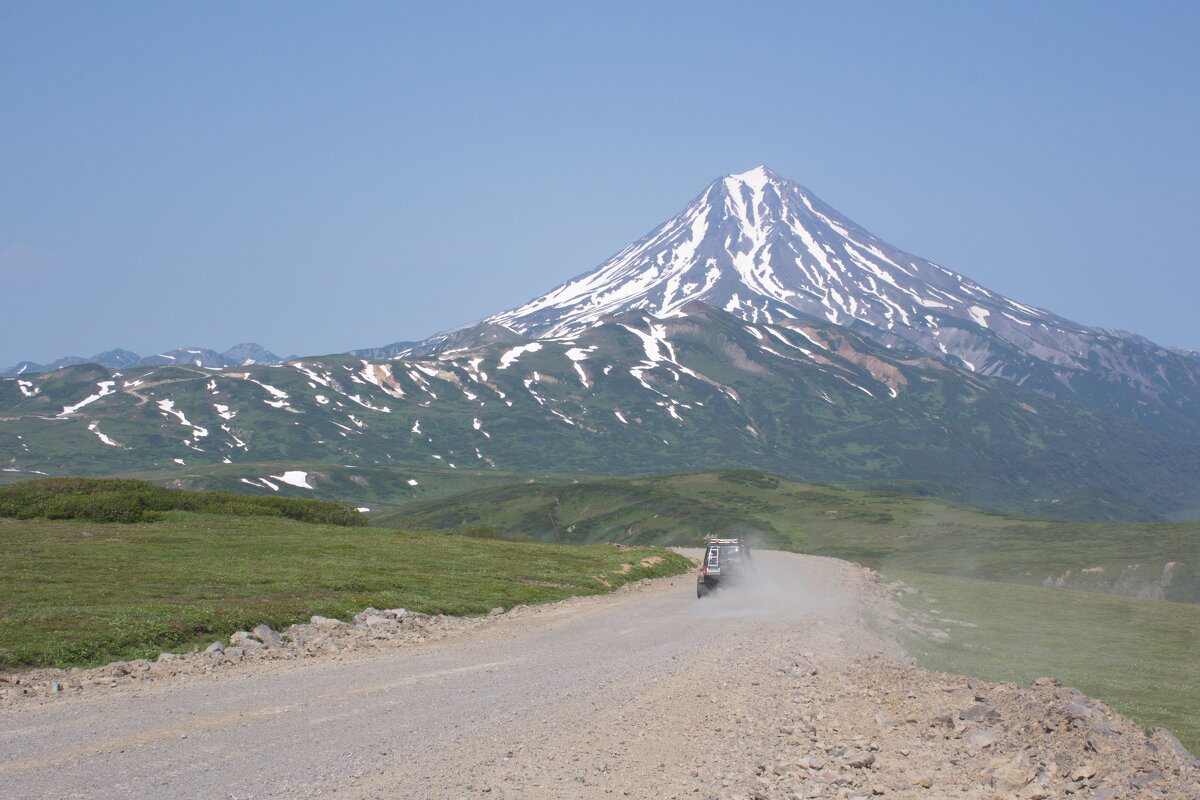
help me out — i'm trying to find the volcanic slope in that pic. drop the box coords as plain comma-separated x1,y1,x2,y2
458,166,1200,436
5,304,1199,517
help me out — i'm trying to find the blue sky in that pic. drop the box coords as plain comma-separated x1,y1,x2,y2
2,1,1197,366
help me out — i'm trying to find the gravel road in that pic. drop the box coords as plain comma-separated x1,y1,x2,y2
2,551,1197,799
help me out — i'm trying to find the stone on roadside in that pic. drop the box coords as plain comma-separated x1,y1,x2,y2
352,608,382,624
967,729,999,749
1064,699,1096,720
960,703,1000,723
252,624,283,647
1151,727,1200,768
1069,762,1097,781
229,631,264,649
842,749,875,769
990,753,1036,792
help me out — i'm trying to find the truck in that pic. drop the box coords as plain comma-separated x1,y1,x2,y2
696,537,752,598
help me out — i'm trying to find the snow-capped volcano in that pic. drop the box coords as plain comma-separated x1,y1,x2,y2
6,165,1200,515
487,166,1068,360
482,166,1200,411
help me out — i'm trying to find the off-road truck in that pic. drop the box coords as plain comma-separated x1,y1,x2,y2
696,537,752,598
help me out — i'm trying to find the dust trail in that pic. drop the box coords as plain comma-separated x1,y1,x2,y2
682,550,851,622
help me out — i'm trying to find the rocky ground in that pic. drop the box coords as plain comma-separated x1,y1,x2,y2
0,604,505,704
1,551,1196,800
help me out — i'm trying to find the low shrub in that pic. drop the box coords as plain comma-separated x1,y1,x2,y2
452,526,533,542
0,477,365,526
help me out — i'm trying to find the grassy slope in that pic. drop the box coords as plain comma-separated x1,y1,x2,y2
8,309,1200,522
115,461,603,517
0,513,692,669
894,569,1200,753
378,469,1200,601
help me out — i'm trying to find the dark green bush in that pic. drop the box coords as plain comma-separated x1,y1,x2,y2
717,469,781,490
0,477,366,526
453,526,532,542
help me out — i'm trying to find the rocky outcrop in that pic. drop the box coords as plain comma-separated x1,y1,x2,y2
1042,560,1191,601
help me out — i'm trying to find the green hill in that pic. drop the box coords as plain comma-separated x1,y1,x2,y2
5,306,1200,520
378,468,1200,603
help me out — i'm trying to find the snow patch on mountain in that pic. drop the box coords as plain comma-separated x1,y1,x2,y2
60,381,116,416
498,343,543,370
271,471,313,489
87,421,121,448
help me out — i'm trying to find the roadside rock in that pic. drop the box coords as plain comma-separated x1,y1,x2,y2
966,729,999,749
251,624,283,647
960,703,1000,723
1154,726,1200,768
229,631,263,649
841,749,875,769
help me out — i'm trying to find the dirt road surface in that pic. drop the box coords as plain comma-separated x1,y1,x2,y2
2,551,1197,799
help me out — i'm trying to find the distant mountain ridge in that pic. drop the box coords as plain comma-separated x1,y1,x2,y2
4,166,1200,520
2,343,285,377
3,303,1199,519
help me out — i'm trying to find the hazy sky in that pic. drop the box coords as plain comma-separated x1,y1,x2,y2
2,1,1197,366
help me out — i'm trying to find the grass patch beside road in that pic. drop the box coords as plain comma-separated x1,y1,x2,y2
0,513,692,670
891,569,1200,754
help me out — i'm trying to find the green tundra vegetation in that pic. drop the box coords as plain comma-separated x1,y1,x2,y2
0,479,691,669
0,477,367,525
379,468,1200,602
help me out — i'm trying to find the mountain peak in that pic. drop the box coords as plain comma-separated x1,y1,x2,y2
480,166,1106,381
725,165,783,190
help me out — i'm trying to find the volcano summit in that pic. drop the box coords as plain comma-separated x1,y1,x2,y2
476,166,1200,433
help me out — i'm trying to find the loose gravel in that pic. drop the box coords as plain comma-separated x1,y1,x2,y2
1,551,1196,800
